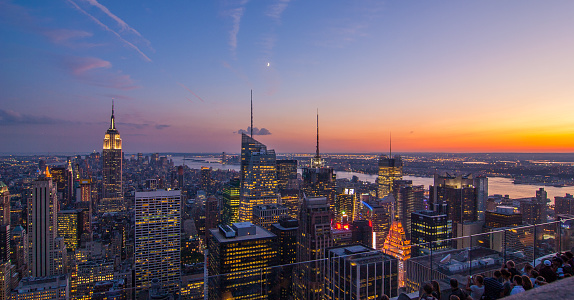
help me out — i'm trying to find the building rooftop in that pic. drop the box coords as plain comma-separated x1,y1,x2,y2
210,223,275,243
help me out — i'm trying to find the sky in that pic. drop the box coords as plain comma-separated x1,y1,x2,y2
1,0,574,154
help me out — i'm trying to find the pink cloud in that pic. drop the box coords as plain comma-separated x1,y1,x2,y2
64,56,111,75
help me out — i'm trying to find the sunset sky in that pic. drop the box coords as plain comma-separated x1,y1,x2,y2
2,0,574,154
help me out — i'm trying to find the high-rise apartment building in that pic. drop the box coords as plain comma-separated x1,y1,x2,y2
410,210,452,257
325,245,398,299
200,167,212,191
28,170,60,277
134,189,181,296
101,102,123,212
555,194,574,215
377,155,403,198
293,196,333,300
207,222,278,300
239,134,279,223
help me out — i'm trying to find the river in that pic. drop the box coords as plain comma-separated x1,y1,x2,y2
171,156,574,203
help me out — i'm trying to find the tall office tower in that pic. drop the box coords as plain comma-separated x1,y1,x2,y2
335,188,356,223
57,209,82,252
294,196,333,300
429,173,478,238
207,222,278,300
11,225,28,279
301,114,336,211
134,190,181,296
280,189,300,219
376,154,403,198
239,133,279,223
51,166,73,208
0,224,8,263
222,178,241,224
252,204,289,230
410,210,452,257
382,220,411,287
28,169,59,277
205,195,219,234
325,245,399,299
0,261,9,300
177,165,184,190
362,195,393,250
474,176,488,221
392,180,424,239
102,102,123,212
555,194,574,215
0,182,9,226
276,159,298,190
485,206,522,229
200,167,212,191
269,217,299,300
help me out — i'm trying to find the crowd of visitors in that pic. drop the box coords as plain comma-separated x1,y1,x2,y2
416,251,574,300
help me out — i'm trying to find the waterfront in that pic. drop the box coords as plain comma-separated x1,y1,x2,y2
171,156,574,203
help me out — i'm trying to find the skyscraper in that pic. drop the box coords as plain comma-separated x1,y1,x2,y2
276,159,298,190
134,189,181,296
429,173,478,238
28,169,60,277
382,220,411,287
410,210,452,257
238,133,279,222
0,182,10,226
301,113,336,211
555,194,574,215
207,222,278,300
50,166,73,208
101,102,123,212
377,154,403,198
269,217,298,300
293,196,333,300
392,180,424,239
325,245,398,299
222,178,241,225
57,209,82,252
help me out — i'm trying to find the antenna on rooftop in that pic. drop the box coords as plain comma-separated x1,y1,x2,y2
250,90,253,137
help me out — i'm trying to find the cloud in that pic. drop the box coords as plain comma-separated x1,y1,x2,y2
236,127,272,135
155,124,170,130
266,0,291,22
43,29,103,48
224,0,249,56
63,56,111,75
177,82,205,102
0,109,70,126
66,0,152,62
61,56,140,90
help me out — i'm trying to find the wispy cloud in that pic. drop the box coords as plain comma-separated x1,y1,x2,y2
177,82,205,102
64,56,111,75
43,29,103,48
224,0,249,56
0,109,71,126
66,0,152,62
236,127,272,135
61,56,140,90
265,0,291,22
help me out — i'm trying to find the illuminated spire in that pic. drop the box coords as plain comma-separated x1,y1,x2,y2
110,99,115,130
45,166,52,178
250,90,253,137
315,109,320,159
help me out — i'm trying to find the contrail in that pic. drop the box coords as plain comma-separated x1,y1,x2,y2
177,82,205,102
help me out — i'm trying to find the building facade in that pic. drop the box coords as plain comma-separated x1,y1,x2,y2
101,103,123,212
134,189,181,296
376,155,403,198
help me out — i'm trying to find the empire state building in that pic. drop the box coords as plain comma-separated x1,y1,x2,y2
101,102,124,212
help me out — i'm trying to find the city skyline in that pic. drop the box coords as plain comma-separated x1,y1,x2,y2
2,1,574,153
